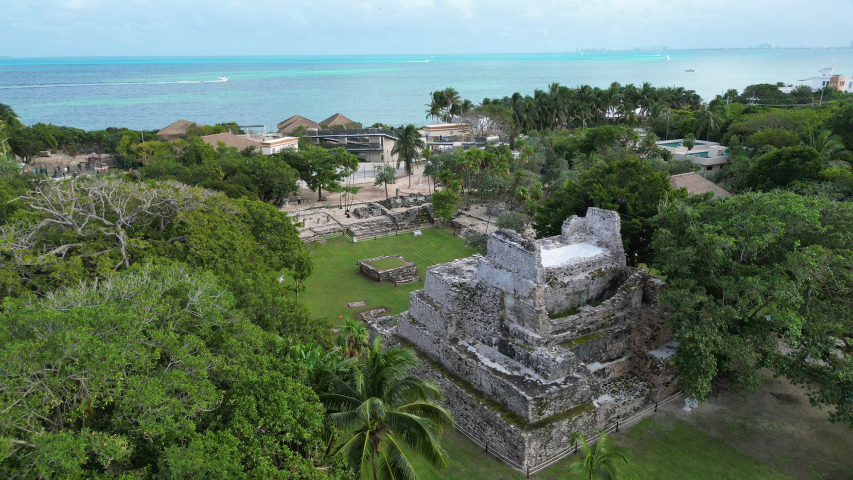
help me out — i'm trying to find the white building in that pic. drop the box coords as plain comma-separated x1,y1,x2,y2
261,137,299,155
657,139,729,175
797,67,853,93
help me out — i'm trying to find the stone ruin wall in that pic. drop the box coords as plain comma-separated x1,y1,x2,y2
358,255,419,284
372,314,656,469
366,208,675,469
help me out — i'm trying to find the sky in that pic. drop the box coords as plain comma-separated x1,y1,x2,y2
2,0,853,57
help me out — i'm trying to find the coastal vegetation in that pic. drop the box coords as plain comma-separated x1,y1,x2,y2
1,76,853,478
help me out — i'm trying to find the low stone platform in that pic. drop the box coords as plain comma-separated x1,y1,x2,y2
358,255,419,284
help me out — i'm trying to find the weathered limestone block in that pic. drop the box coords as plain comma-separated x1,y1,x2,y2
357,255,418,284
368,208,673,469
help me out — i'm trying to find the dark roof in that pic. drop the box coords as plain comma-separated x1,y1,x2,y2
319,113,356,127
156,119,200,139
200,133,261,151
277,115,321,134
669,173,732,198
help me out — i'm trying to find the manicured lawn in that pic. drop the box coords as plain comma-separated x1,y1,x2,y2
289,229,472,325
407,414,788,480
365,256,410,270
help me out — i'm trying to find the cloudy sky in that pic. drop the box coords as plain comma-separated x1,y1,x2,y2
3,0,852,57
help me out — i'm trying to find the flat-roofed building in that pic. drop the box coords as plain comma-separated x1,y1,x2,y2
420,123,474,151
657,138,729,175
798,67,853,93
306,128,397,163
261,136,299,155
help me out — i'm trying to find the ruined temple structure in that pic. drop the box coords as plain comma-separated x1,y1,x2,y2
369,208,676,469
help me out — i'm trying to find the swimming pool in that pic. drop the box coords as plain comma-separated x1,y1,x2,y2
658,142,682,148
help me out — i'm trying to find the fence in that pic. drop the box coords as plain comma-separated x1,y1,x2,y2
451,391,684,477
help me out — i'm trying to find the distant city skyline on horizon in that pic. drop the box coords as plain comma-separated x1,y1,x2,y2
2,0,852,57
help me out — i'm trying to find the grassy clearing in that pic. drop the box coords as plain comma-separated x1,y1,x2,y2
365,256,410,270
407,414,788,480
288,229,471,325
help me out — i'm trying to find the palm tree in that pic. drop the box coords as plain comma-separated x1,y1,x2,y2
693,104,726,141
804,128,850,169
683,133,696,155
290,343,355,391
392,124,426,188
425,103,442,124
441,87,461,122
323,338,453,480
568,432,629,480
336,318,369,358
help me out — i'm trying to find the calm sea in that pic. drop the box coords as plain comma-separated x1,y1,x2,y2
1,50,851,131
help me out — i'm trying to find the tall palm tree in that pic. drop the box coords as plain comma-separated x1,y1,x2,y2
323,338,453,480
441,87,461,122
425,103,442,124
568,432,629,480
336,318,369,358
693,105,726,141
392,124,426,188
804,128,850,169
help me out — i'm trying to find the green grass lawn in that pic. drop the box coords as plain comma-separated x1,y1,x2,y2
365,256,411,270
407,414,788,480
290,229,472,325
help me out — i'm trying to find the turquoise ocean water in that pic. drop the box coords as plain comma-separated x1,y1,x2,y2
1,50,851,131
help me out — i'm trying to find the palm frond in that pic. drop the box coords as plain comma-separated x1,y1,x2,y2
376,436,420,480
386,411,448,468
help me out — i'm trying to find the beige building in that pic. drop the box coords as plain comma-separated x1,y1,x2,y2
420,123,474,151
261,137,299,155
306,128,398,164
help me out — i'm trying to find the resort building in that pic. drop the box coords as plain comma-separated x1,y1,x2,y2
657,139,729,174
420,123,475,151
319,113,357,129
797,67,853,93
669,172,732,198
277,115,321,135
260,136,299,155
200,133,262,152
305,128,397,164
156,119,200,142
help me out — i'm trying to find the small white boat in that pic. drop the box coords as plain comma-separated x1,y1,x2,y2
665,55,670,60
204,76,229,83
686,68,696,72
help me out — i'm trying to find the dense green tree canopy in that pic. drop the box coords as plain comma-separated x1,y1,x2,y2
535,157,684,264
652,192,853,427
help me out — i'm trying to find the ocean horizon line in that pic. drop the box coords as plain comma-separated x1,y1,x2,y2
3,46,853,61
